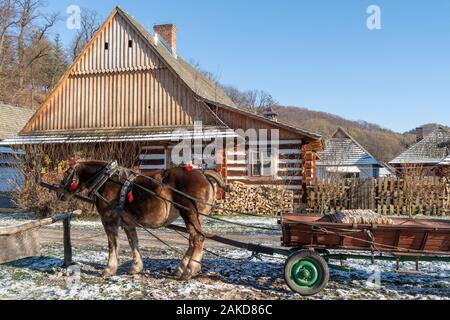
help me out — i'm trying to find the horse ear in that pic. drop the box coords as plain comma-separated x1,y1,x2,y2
68,157,77,167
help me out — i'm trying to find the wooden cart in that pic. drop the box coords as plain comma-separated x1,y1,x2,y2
280,214,450,296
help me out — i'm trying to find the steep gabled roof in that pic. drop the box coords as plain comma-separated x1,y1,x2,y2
317,128,381,166
390,127,450,165
0,103,35,140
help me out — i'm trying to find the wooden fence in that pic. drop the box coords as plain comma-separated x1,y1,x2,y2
306,176,450,216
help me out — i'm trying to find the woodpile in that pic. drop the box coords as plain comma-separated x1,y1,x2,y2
213,182,294,216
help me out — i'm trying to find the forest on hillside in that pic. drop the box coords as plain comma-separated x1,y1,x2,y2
0,1,441,163
0,0,99,108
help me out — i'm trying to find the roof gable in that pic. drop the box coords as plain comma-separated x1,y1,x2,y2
390,127,450,165
318,128,380,166
20,7,227,134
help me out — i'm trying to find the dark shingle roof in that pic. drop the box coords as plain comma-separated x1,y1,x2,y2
0,103,35,140
389,127,450,165
317,128,380,166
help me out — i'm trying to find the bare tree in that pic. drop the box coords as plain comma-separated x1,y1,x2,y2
69,8,101,60
14,0,59,88
0,0,18,71
221,85,278,113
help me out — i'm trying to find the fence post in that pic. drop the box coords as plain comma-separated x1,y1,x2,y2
63,217,73,267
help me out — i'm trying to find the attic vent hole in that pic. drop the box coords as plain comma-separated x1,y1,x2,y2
128,40,133,48
104,42,109,50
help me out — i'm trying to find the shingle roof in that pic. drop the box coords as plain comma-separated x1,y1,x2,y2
389,127,450,165
317,128,380,166
204,100,322,141
0,103,35,140
118,8,235,108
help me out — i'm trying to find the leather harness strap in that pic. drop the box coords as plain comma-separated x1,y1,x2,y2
87,161,119,201
118,172,138,209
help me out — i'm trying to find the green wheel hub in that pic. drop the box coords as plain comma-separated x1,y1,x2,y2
291,258,322,288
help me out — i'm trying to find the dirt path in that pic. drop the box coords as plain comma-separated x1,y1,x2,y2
39,225,281,250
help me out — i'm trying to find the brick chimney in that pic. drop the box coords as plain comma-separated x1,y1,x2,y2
416,127,424,142
153,24,176,55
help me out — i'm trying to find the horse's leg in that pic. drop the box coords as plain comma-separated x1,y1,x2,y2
101,211,121,277
181,220,205,280
123,226,143,275
172,212,194,277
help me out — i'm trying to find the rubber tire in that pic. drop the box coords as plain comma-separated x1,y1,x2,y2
284,250,329,296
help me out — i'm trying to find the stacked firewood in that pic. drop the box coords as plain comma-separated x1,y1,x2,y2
213,182,294,216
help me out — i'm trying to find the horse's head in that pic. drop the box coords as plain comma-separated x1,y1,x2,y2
57,164,80,201
57,160,111,201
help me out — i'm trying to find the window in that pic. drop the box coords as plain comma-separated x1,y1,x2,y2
139,147,167,170
104,42,109,50
249,149,277,177
128,40,133,48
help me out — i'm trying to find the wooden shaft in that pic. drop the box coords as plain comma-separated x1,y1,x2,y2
63,218,73,267
0,210,82,236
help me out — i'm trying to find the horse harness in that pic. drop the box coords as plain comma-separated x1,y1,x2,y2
82,161,139,210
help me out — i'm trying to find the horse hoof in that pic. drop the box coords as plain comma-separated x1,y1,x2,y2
128,268,143,275
179,268,200,281
128,262,143,275
172,267,184,277
102,268,116,278
179,273,192,281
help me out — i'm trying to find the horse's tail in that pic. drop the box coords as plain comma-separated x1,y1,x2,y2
203,170,231,192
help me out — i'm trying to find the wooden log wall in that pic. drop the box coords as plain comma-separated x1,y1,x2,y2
307,176,450,216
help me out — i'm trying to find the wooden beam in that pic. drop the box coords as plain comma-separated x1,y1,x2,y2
0,210,82,236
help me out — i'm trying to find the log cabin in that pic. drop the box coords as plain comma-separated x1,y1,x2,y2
0,7,323,205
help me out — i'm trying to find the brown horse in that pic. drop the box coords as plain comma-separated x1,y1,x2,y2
56,160,229,279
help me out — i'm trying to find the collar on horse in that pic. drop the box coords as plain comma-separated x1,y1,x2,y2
85,161,139,210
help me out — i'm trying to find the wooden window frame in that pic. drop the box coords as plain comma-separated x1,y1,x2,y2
139,146,167,170
248,148,278,179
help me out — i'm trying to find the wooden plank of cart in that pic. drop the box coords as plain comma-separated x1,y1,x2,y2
280,214,450,296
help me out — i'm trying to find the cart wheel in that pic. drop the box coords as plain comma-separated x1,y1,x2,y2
284,250,329,296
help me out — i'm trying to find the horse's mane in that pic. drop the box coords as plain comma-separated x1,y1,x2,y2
75,160,110,167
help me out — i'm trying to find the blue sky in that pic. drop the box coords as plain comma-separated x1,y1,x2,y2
42,0,450,133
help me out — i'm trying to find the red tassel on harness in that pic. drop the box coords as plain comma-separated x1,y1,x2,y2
70,182,78,191
184,165,193,172
127,191,134,203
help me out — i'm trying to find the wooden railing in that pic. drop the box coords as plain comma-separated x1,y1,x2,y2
307,176,450,216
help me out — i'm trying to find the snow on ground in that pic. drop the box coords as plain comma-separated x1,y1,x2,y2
0,212,449,300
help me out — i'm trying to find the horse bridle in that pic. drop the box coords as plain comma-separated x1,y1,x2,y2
59,161,119,201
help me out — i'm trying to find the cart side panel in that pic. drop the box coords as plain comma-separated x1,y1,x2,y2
424,232,450,252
